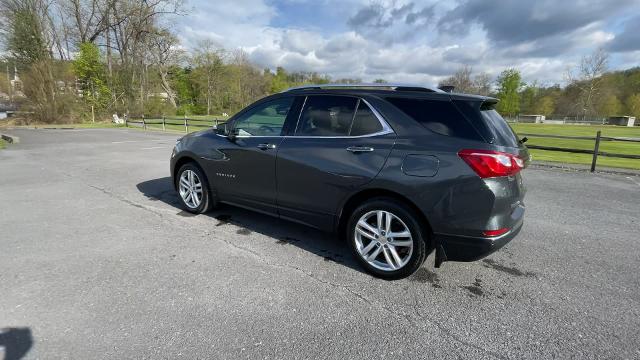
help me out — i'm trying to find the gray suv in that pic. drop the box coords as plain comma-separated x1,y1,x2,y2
170,84,529,279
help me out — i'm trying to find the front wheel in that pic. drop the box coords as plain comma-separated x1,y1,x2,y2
347,198,428,280
176,163,214,214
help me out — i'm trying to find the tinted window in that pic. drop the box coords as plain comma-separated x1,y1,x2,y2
454,100,520,147
350,101,383,136
234,97,293,136
387,97,481,140
296,96,357,136
480,107,520,147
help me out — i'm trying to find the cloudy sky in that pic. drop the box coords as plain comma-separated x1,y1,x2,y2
176,0,640,86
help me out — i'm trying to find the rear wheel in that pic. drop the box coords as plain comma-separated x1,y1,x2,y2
176,163,214,214
347,198,428,280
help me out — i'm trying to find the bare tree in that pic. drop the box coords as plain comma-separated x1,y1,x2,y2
439,65,473,93
147,28,181,108
473,72,492,96
192,39,225,115
566,48,608,117
98,0,183,112
61,0,112,44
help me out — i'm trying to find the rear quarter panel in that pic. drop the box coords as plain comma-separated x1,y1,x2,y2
369,134,524,237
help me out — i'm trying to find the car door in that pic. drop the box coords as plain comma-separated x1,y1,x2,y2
205,96,297,214
276,95,396,230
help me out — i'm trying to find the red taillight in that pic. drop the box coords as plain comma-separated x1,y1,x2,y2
458,149,524,178
482,228,509,237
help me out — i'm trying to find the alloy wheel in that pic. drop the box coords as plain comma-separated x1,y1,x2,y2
178,169,203,209
354,210,414,271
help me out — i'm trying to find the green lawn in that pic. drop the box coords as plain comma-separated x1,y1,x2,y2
0,138,6,149
510,123,640,170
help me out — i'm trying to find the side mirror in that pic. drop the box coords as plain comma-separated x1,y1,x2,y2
215,123,228,135
215,123,238,140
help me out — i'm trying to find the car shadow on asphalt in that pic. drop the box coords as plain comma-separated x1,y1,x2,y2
0,327,33,360
136,177,363,273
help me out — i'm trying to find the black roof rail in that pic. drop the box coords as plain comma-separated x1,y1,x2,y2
284,83,443,93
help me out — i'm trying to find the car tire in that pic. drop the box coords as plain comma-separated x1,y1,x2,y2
347,197,428,280
176,163,214,214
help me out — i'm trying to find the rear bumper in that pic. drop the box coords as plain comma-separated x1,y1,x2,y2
434,218,523,262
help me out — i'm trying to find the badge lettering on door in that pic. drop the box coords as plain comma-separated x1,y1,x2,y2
216,172,236,179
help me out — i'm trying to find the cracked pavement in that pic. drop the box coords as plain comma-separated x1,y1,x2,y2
1,128,639,359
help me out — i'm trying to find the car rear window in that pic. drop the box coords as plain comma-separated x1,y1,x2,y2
454,100,520,147
386,97,482,140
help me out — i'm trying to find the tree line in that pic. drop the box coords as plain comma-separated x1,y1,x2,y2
1,0,639,123
0,0,365,123
439,50,640,120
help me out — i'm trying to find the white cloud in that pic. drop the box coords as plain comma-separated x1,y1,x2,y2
279,29,325,55
177,0,640,85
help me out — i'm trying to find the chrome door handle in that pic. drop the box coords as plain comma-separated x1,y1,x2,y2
257,143,276,150
346,146,374,153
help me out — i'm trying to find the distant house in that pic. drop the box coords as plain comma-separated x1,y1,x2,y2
518,115,545,123
608,116,636,126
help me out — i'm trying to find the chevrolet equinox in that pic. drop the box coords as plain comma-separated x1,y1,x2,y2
170,84,529,279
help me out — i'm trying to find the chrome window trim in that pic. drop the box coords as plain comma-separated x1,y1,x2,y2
217,96,395,139
292,95,308,135
347,98,361,135
216,130,393,139
361,98,393,135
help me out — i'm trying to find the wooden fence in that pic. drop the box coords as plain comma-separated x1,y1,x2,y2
522,131,640,171
125,115,226,133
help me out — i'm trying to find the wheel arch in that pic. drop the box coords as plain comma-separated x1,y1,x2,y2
337,188,434,248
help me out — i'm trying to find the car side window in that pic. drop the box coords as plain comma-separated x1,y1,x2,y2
295,96,358,136
350,101,383,136
386,97,482,140
234,97,294,136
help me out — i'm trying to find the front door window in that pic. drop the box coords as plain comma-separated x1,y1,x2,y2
234,97,294,136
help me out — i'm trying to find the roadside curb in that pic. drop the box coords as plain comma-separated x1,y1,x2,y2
0,133,19,144
530,161,640,177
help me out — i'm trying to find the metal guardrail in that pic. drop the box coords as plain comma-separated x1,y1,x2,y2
125,115,226,133
521,131,640,172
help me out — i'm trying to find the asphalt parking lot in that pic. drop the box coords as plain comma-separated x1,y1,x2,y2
1,128,639,359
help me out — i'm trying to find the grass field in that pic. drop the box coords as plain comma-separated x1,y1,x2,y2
510,123,640,170
0,138,6,149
